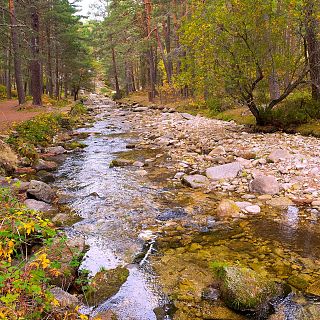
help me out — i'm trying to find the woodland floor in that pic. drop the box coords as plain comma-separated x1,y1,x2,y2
0,99,71,133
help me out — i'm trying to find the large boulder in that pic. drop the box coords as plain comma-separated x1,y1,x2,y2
182,174,210,189
24,199,54,212
33,159,58,172
267,149,291,163
50,287,79,308
27,180,56,203
45,146,66,155
85,267,129,306
217,266,280,312
206,162,242,180
216,199,241,218
249,175,280,195
0,140,18,174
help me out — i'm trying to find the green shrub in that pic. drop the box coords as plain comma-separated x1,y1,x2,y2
70,102,88,116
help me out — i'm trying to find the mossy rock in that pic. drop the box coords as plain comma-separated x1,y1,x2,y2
64,141,87,150
218,266,280,312
109,159,134,168
85,267,129,306
306,279,320,297
201,301,246,320
288,275,309,291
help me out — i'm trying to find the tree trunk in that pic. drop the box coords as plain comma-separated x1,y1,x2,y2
8,0,25,104
6,46,12,99
305,0,320,100
30,4,42,106
46,25,53,98
111,43,120,99
55,43,59,99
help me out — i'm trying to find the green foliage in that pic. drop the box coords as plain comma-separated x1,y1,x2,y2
70,103,88,117
210,260,229,279
0,85,6,100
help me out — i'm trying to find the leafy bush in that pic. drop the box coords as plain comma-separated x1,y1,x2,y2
70,103,88,117
0,187,87,319
0,85,6,100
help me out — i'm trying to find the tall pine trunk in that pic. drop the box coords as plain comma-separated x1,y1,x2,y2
305,0,320,100
30,4,42,106
9,0,25,104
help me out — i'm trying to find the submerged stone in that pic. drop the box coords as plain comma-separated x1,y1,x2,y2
85,267,129,306
218,266,280,312
216,199,241,218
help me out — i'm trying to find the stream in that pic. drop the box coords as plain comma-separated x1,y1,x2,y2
52,97,320,320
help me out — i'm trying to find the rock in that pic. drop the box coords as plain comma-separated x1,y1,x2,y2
126,143,136,149
202,286,220,301
311,200,320,207
306,279,320,297
52,213,79,226
209,146,226,156
24,199,53,212
216,199,241,218
202,303,246,320
266,197,294,208
110,158,134,167
27,180,56,203
287,275,309,290
44,146,66,155
15,167,36,175
0,140,18,174
47,237,86,289
135,169,148,176
249,175,280,195
36,170,55,183
133,106,149,112
218,266,280,312
93,310,118,320
235,201,252,210
206,162,242,180
50,287,79,308
174,172,185,179
181,113,194,120
85,267,129,306
133,161,144,167
182,174,210,188
156,208,187,221
33,159,58,172
267,149,291,163
245,205,261,214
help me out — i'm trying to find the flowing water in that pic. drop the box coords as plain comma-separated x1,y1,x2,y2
53,98,320,320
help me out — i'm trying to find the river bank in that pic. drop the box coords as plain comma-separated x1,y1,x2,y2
1,95,320,319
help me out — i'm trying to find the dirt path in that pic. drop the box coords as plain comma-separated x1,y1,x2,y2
0,99,71,133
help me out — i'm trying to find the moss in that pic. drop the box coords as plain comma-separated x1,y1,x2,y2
64,141,87,150
219,266,279,311
85,267,129,306
287,275,309,291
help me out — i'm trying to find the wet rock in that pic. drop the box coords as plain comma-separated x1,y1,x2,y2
266,197,294,208
201,303,246,320
218,266,280,312
93,310,118,320
306,279,320,297
202,286,220,301
133,161,144,167
27,180,56,203
33,159,58,172
45,146,66,155
47,236,86,289
249,175,280,195
174,172,185,179
245,205,261,214
15,167,36,175
216,199,241,218
64,141,87,150
182,174,210,188
287,275,309,290
126,143,136,149
85,267,129,306
110,158,134,167
156,208,187,221
24,199,53,212
135,169,148,176
267,149,291,163
50,287,79,308
206,162,242,180
133,106,149,112
36,170,55,183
